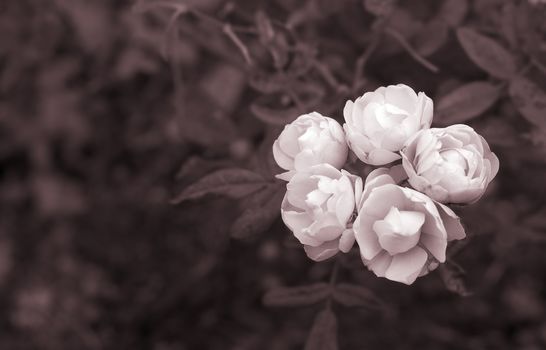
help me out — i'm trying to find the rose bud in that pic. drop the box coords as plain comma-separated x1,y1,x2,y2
273,112,348,181
353,168,465,285
343,84,433,165
281,164,363,261
401,124,499,204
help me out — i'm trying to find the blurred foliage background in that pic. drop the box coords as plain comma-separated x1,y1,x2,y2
0,0,545,349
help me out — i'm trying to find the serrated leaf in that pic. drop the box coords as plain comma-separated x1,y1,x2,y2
439,263,472,296
509,76,546,128
438,0,468,27
250,104,301,125
172,168,267,203
304,309,338,350
435,81,501,125
456,27,516,79
230,185,284,239
263,283,330,307
332,283,383,308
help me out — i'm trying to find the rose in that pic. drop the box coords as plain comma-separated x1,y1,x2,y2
273,112,348,181
343,84,433,165
281,164,363,261
353,168,465,284
400,124,500,204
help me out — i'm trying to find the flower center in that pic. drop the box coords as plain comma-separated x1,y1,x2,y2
440,149,468,176
375,104,407,129
372,206,425,255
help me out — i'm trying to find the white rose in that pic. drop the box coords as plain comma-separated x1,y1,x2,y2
353,168,465,285
401,124,500,204
273,112,348,181
281,164,363,261
343,84,433,165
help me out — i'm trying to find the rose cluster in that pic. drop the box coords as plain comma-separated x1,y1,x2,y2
273,84,499,285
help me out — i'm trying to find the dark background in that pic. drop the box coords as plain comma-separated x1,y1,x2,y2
0,0,545,349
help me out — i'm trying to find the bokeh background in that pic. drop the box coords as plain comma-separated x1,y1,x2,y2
0,0,545,349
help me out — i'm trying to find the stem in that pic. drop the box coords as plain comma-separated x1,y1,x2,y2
352,37,380,93
310,58,349,94
326,259,340,309
385,27,439,73
222,23,254,66
161,8,186,60
329,259,340,286
531,57,546,76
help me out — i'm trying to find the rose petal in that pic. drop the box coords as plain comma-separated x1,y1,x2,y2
278,125,301,157
339,229,356,253
365,250,392,277
273,140,294,170
367,148,401,165
354,213,383,260
385,84,418,113
436,202,466,241
304,241,339,262
385,246,428,285
419,233,447,262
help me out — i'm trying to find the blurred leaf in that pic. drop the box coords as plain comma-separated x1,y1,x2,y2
456,27,517,79
438,0,468,27
332,283,382,308
500,2,518,50
177,91,239,147
287,0,348,28
251,128,284,179
249,73,290,94
55,0,112,52
199,64,246,113
478,119,519,148
263,283,330,307
304,308,338,350
255,11,275,44
439,263,472,296
435,81,501,125
255,11,289,69
175,156,234,184
230,184,284,239
523,208,546,230
251,104,301,125
364,0,395,17
172,168,268,203
509,76,546,128
514,2,546,69
414,19,449,57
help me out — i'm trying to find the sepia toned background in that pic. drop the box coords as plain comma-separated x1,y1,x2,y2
0,0,545,349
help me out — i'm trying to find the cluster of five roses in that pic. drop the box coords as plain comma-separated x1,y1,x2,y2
273,84,499,285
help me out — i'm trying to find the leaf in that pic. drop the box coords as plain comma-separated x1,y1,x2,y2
438,0,468,27
456,27,517,79
304,309,338,350
172,168,268,204
364,0,395,17
439,263,472,296
230,185,284,239
332,283,383,308
250,104,301,125
248,73,289,94
263,283,330,307
414,19,449,57
176,90,238,147
435,81,501,125
509,76,546,128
